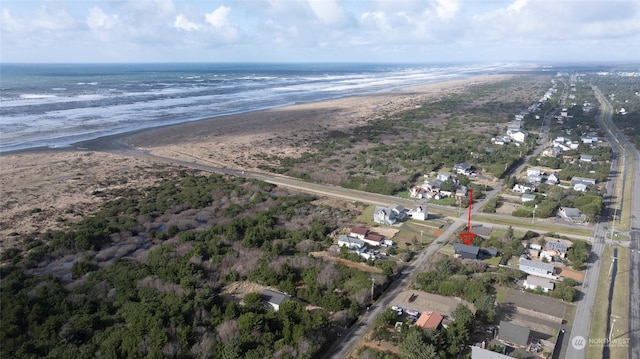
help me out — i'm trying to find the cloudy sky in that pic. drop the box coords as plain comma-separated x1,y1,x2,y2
1,0,639,63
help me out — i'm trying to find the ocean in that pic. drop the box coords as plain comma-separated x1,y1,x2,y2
0,62,516,152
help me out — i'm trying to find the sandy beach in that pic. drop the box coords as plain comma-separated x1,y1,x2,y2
0,74,511,248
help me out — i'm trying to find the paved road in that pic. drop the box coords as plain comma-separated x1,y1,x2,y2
592,87,640,359
565,86,636,359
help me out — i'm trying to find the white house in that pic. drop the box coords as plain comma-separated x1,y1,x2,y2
518,257,558,279
526,168,543,177
410,205,428,221
521,194,536,203
507,129,528,143
513,183,535,193
437,172,454,182
453,163,473,175
338,235,365,250
573,183,588,192
571,177,596,186
579,154,594,163
523,275,555,292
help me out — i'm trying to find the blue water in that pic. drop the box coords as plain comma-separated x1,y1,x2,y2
0,62,516,152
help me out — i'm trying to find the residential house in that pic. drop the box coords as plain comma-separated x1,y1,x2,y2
455,185,468,198
349,226,369,239
410,205,428,221
542,146,562,157
523,275,555,292
526,168,543,177
571,177,597,186
545,241,568,259
378,207,397,224
337,235,365,250
559,207,585,222
454,243,480,260
521,194,536,203
507,129,528,143
579,154,594,163
471,346,512,359
573,183,589,192
498,321,531,348
437,172,454,182
362,233,384,247
373,204,407,225
415,311,444,330
262,289,291,311
453,163,474,175
528,174,544,184
482,247,499,257
390,204,408,220
409,186,427,199
547,172,560,185
513,183,534,193
581,136,599,145
518,257,557,279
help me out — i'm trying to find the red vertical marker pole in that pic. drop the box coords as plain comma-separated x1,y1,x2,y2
459,188,476,245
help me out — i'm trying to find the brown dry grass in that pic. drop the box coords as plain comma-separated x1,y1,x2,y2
0,74,519,253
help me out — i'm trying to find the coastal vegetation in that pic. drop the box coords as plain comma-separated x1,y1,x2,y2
0,173,390,358
259,76,553,196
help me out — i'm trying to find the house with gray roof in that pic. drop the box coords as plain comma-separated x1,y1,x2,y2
454,243,480,259
570,176,596,186
523,275,555,292
518,257,557,279
559,207,585,222
262,289,291,311
453,162,474,175
471,346,512,359
498,321,530,348
337,235,365,250
373,203,408,225
546,172,560,185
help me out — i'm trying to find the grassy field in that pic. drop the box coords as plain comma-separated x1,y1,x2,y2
586,245,630,359
618,156,634,231
473,214,594,238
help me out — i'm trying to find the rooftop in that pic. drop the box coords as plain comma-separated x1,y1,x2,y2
262,289,291,306
416,311,444,329
519,257,555,273
454,243,480,255
498,321,530,347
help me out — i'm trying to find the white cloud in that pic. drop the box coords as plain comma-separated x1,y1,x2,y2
204,5,239,42
433,0,460,20
174,13,200,31
507,0,529,13
205,5,232,29
307,0,353,26
87,6,119,30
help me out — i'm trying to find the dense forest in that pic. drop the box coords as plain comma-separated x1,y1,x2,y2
1,174,390,358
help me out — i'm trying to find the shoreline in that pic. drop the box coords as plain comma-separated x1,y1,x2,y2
1,73,496,157
0,74,513,244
